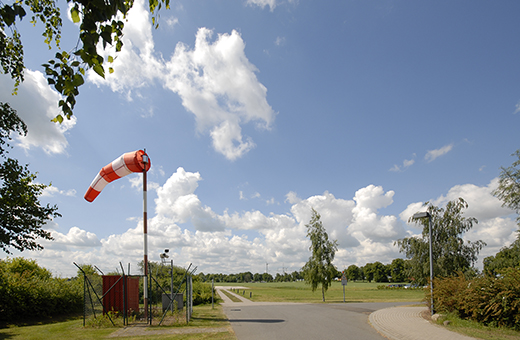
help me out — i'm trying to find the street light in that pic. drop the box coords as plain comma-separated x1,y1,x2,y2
413,211,434,316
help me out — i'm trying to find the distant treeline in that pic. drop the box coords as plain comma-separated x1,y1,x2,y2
197,258,410,283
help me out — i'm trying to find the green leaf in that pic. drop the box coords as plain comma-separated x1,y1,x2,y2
70,6,80,23
72,74,84,87
92,64,105,78
51,115,63,124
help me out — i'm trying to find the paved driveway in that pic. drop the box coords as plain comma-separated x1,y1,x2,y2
217,287,410,340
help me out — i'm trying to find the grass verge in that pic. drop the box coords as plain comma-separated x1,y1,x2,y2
0,305,235,340
219,289,242,303
434,313,520,340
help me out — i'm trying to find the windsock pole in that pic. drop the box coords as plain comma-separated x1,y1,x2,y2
142,151,149,322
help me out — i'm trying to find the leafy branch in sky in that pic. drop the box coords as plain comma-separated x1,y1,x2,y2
0,0,169,122
0,103,60,253
493,149,520,227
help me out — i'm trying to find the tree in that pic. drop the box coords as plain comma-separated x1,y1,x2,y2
1,0,169,121
483,238,520,276
0,104,60,253
362,263,375,282
371,261,389,282
301,208,338,302
291,270,302,281
346,264,362,282
362,262,388,283
396,198,485,285
493,149,520,227
261,273,273,282
389,258,407,282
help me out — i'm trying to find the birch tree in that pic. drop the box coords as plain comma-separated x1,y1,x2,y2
302,208,338,302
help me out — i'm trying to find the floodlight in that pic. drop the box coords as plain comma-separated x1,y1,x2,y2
413,212,430,219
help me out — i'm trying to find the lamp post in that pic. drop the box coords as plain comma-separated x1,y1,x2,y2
413,211,434,316
142,151,150,323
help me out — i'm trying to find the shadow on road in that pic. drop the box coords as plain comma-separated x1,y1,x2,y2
229,319,285,324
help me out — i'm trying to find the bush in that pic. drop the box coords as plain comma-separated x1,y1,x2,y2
192,281,214,305
0,258,83,321
433,269,520,330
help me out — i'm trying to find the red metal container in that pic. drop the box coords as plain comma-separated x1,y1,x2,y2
102,275,139,314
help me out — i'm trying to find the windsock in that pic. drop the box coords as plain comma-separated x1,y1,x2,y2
84,150,151,202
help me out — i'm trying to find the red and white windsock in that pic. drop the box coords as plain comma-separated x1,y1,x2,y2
84,150,151,202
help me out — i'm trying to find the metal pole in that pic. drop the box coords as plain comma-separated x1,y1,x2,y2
429,214,434,315
211,278,214,309
170,259,174,313
143,152,149,321
83,268,86,326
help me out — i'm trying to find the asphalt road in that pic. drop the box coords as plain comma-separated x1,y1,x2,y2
222,301,411,340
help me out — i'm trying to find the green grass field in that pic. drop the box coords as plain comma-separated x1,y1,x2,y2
218,281,425,303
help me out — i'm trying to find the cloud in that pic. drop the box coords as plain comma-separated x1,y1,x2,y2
166,16,179,28
164,27,276,160
246,0,278,11
42,186,77,197
85,0,276,161
432,178,514,221
275,36,286,46
390,157,415,172
0,71,76,154
425,144,453,162
87,0,163,93
47,227,101,249
11,171,518,277
285,191,301,204
154,167,225,231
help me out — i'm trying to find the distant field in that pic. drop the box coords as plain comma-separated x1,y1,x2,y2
217,281,425,303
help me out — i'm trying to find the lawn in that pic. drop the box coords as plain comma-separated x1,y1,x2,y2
218,281,425,303
0,304,235,340
433,313,520,340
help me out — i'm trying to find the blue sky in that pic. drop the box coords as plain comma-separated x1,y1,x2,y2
1,0,519,277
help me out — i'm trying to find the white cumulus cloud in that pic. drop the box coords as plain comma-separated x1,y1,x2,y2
163,27,276,160
84,0,276,161
0,71,76,154
12,171,519,276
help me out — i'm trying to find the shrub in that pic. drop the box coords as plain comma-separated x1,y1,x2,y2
0,258,83,321
433,268,520,330
192,281,214,305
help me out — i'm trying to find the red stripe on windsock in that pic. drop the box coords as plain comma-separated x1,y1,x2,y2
84,187,101,203
84,150,151,202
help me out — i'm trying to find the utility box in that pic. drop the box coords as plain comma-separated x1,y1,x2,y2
162,293,183,312
102,275,139,315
